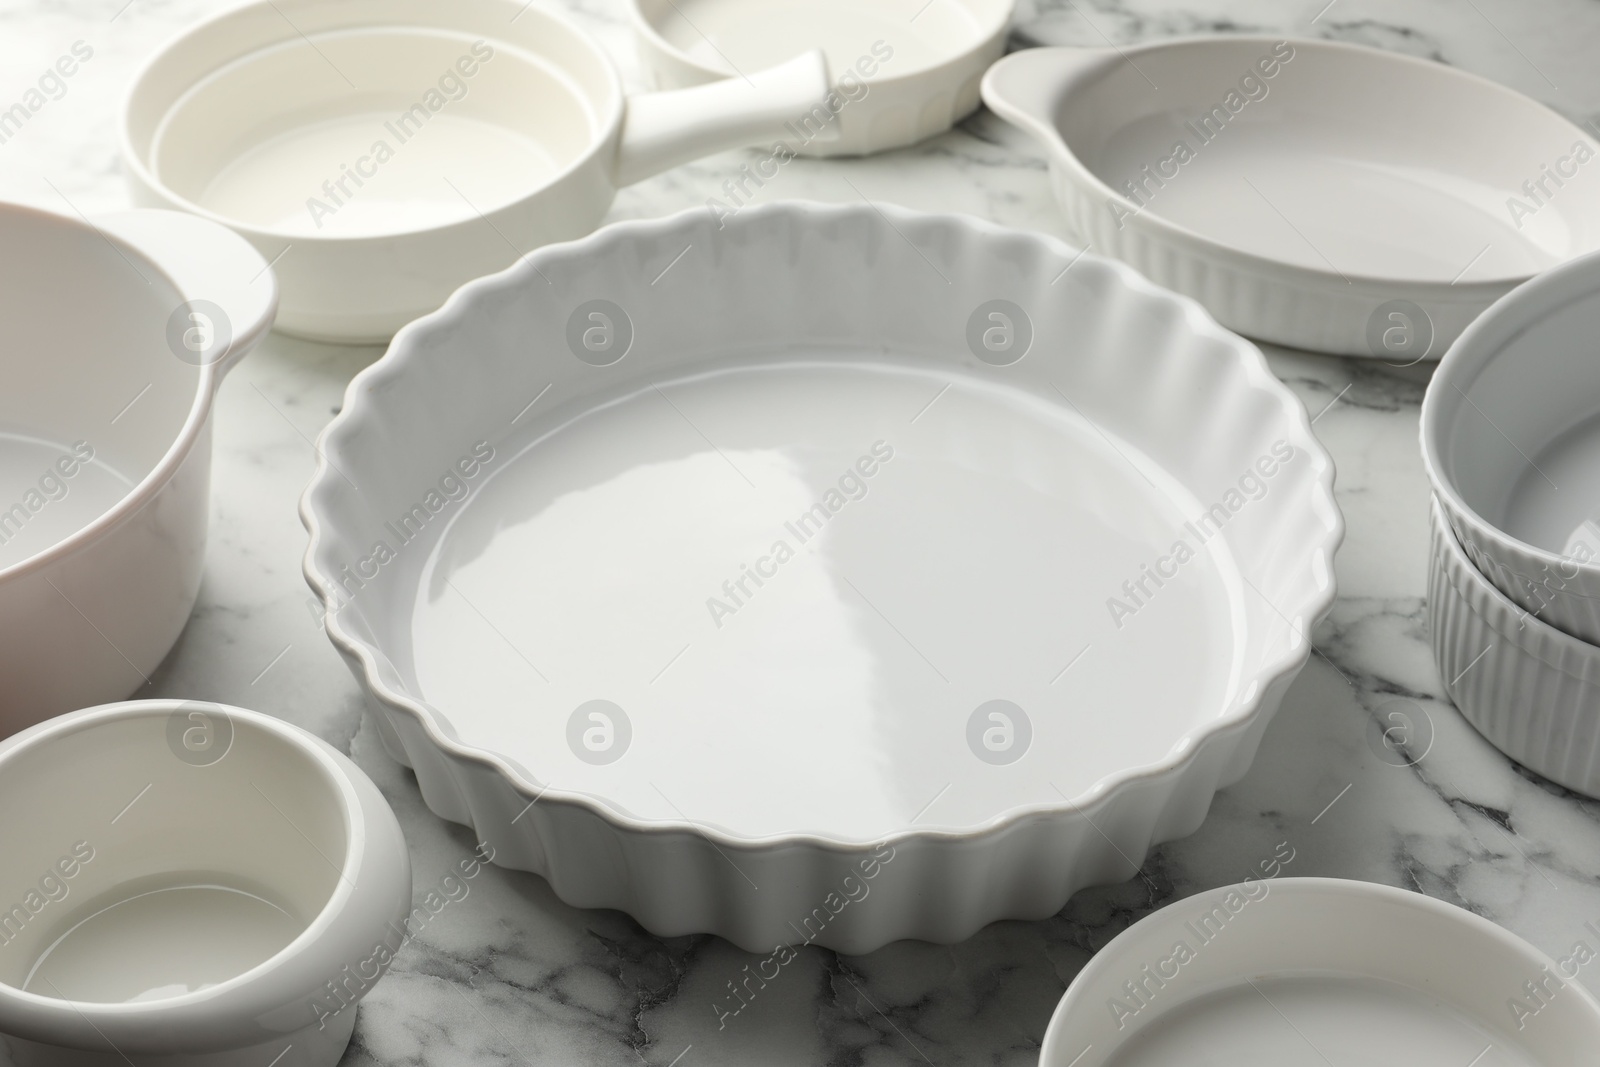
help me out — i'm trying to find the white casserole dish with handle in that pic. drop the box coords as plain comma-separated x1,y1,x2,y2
122,0,830,343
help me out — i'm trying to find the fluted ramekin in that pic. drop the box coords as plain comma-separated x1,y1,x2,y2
1430,501,1600,798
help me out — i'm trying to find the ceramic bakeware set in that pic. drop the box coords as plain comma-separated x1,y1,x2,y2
4,0,1600,1061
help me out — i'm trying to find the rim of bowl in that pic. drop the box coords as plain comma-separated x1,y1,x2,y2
0,701,361,1027
1021,33,1593,293
0,203,229,585
300,198,1345,852
627,0,1016,87
1038,877,1600,1062
118,0,626,246
1421,248,1600,586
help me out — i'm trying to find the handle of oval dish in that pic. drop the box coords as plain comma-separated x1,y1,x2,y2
95,209,279,378
980,46,1120,139
614,50,832,188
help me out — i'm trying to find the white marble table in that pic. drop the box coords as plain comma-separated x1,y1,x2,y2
5,0,1600,1062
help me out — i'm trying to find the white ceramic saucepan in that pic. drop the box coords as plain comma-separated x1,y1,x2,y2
982,37,1600,356
1040,878,1600,1066
0,203,276,738
122,0,831,343
629,0,1013,156
0,700,411,1067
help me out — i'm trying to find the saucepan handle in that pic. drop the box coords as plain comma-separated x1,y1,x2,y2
614,50,832,187
96,208,279,378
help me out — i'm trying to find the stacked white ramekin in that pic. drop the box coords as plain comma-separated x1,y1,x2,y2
1423,249,1600,797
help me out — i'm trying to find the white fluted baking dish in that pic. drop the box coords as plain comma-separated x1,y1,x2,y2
1430,500,1600,798
0,700,411,1067
982,37,1600,357
302,201,1341,952
629,0,1013,156
1423,248,1600,647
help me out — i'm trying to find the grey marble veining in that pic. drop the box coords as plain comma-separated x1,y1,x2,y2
4,0,1600,1063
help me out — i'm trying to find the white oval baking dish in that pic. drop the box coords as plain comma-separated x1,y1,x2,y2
122,0,829,343
302,201,1341,952
982,37,1600,356
629,0,1013,156
0,700,411,1067
0,203,276,738
1423,248,1600,647
1429,500,1600,798
1039,877,1600,1066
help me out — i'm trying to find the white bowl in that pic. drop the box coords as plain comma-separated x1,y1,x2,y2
629,0,1012,157
1040,877,1600,1066
1423,248,1600,646
1429,499,1600,798
0,700,411,1067
982,37,1600,356
0,203,276,738
302,200,1340,952
122,0,830,343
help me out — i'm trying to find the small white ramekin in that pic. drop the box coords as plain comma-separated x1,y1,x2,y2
0,701,411,1067
1430,501,1600,798
1423,248,1600,647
